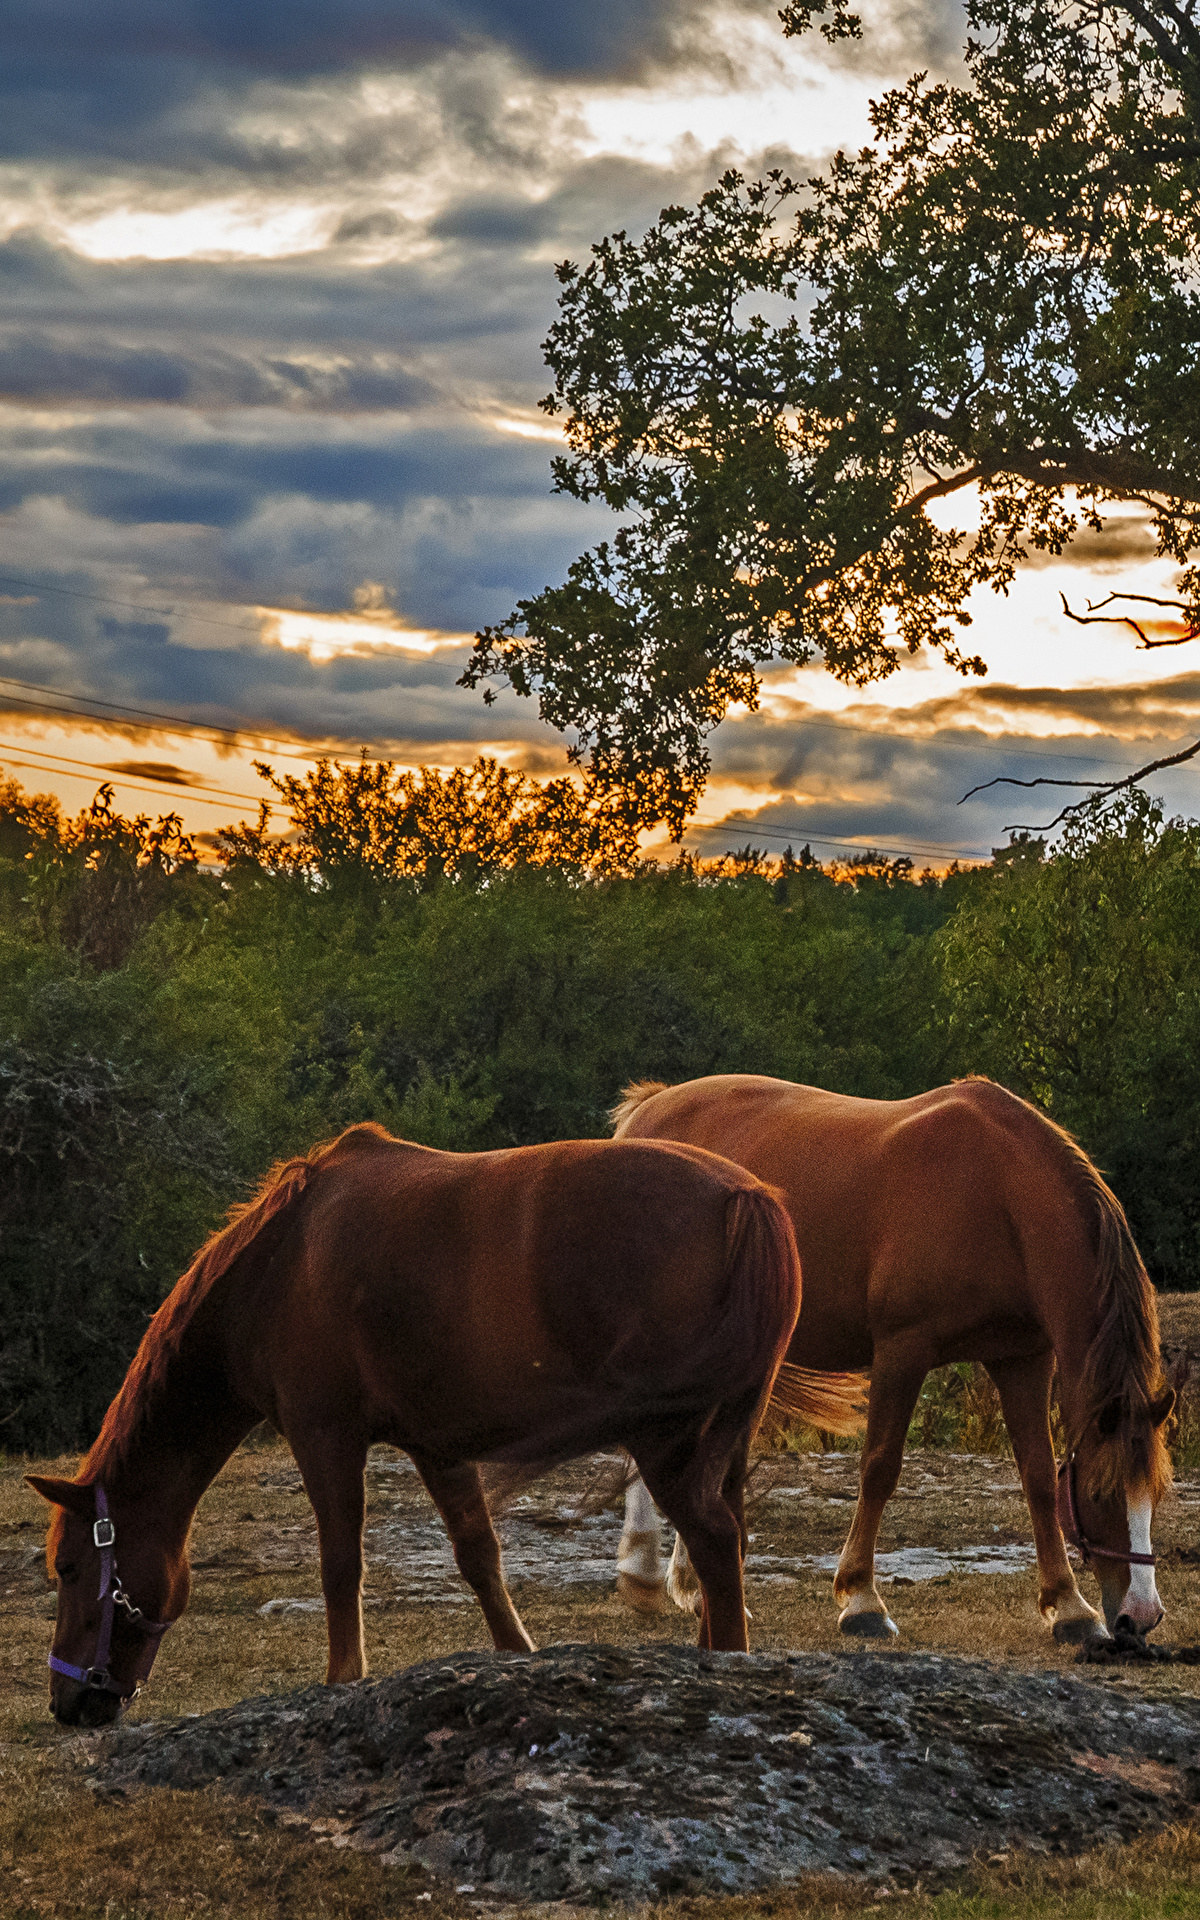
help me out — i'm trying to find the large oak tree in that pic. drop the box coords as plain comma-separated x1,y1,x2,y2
462,0,1200,831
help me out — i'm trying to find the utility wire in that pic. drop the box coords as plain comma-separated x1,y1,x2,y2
0,739,268,807
0,573,266,637
2,728,985,858
0,675,333,765
0,577,1191,779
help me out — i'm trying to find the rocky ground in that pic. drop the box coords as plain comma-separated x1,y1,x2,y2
93,1642,1200,1904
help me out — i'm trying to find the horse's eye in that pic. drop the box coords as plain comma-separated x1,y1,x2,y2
54,1560,78,1582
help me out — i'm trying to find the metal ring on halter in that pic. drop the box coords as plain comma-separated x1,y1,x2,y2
47,1483,171,1702
1057,1453,1157,1568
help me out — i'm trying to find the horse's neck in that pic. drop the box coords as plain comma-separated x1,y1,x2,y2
1037,1283,1105,1436
93,1287,261,1544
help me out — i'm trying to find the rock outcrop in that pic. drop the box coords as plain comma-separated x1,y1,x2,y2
95,1645,1200,1902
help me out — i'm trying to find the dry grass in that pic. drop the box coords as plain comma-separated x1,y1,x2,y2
3,1433,1199,1920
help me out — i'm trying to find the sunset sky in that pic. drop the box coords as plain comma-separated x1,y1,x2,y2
1,0,1197,868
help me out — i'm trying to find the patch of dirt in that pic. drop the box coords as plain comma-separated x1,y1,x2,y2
93,1644,1200,1903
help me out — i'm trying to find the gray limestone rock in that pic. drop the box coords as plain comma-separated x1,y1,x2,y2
93,1645,1200,1901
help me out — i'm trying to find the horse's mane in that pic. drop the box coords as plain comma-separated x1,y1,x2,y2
83,1122,398,1479
961,1079,1172,1502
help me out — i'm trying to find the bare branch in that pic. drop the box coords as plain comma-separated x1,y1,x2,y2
1059,591,1200,648
961,738,1200,834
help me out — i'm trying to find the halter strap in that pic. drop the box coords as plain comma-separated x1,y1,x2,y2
1057,1454,1157,1567
48,1483,171,1701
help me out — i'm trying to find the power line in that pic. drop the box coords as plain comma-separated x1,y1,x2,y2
0,754,267,815
0,673,336,764
686,814,979,863
0,739,268,807
0,573,266,638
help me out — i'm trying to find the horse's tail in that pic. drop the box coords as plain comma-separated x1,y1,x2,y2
764,1363,870,1439
716,1184,804,1437
695,1188,868,1444
610,1080,669,1136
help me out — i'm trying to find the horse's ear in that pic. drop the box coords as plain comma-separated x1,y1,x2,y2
25,1475,94,1515
1148,1387,1176,1429
1097,1399,1122,1436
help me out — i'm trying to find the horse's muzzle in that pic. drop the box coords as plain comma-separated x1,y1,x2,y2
1115,1599,1165,1638
50,1676,125,1728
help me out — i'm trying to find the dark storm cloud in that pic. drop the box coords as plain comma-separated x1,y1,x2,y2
900,672,1200,738
0,0,756,81
686,667,1200,862
0,0,781,171
0,331,438,412
0,231,544,353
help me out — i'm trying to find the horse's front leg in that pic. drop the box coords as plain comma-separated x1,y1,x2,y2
984,1352,1106,1643
834,1346,928,1637
413,1458,535,1653
291,1427,370,1683
617,1474,668,1613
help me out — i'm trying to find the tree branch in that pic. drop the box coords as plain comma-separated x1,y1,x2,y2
1059,591,1200,647
960,737,1200,833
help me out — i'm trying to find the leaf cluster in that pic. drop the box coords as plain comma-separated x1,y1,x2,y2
463,0,1200,826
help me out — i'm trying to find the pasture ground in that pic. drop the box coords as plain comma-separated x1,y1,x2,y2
4,1441,1200,1919
4,1301,1199,1920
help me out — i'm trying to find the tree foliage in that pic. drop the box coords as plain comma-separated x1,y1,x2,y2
463,0,1200,829
940,788,1200,1288
4,770,1200,1455
217,755,642,884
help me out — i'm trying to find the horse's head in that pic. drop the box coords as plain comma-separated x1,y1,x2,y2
26,1474,186,1727
1058,1386,1176,1637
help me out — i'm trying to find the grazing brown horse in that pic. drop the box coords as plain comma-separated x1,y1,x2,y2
28,1122,810,1726
613,1075,1175,1643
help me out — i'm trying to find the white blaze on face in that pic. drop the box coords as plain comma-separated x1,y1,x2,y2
1121,1493,1163,1624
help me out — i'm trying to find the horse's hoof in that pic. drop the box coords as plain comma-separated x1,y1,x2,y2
616,1571,668,1615
1052,1614,1110,1646
838,1607,898,1638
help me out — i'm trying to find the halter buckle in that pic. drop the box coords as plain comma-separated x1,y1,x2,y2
92,1517,116,1550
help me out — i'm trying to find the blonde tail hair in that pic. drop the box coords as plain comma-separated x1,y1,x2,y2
763,1363,870,1440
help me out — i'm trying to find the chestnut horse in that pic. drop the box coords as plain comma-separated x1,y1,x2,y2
29,1122,811,1725
613,1075,1175,1643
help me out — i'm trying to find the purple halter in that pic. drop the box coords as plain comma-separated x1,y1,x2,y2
48,1484,171,1702
1057,1453,1157,1568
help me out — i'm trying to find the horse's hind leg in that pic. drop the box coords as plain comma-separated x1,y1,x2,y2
290,1426,370,1684
412,1458,535,1653
834,1343,928,1637
617,1475,668,1613
632,1422,751,1653
985,1352,1106,1643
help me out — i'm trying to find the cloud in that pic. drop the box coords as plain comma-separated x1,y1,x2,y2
679,668,1200,863
885,673,1200,740
0,0,795,182
0,330,441,412
102,759,207,785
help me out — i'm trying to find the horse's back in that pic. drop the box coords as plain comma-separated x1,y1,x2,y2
263,1129,798,1462
615,1074,1084,1368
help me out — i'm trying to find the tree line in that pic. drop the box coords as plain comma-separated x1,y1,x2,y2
2,762,1198,1453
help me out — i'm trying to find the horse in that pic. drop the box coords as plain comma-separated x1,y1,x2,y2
27,1121,815,1726
611,1075,1176,1644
